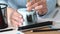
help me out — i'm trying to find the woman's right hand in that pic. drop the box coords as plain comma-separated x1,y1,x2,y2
26,0,47,15
7,7,23,28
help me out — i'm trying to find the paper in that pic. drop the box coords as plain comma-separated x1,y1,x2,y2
37,8,60,29
0,30,24,34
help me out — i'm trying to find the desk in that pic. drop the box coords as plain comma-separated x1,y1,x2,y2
6,7,60,34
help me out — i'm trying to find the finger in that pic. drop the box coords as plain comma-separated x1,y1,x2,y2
11,19,19,27
26,0,40,11
31,0,46,9
32,0,41,4
37,8,47,15
11,17,23,27
35,5,43,10
31,1,42,8
11,15,23,23
41,8,47,15
12,13,24,23
27,5,43,11
26,2,32,7
26,0,42,11
18,19,24,26
32,3,38,8
13,11,23,18
26,0,36,7
27,6,32,11
32,0,36,4
37,9,43,15
35,0,40,2
13,14,23,19
38,5,47,15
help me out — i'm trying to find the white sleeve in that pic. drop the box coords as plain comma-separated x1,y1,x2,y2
0,0,11,7
0,0,7,4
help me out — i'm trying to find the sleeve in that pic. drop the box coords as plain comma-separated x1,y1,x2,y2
38,0,56,17
46,0,56,15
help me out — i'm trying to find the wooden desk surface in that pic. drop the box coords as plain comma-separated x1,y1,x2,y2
24,31,60,34
23,27,60,34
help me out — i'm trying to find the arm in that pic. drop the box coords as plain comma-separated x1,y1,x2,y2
26,0,56,16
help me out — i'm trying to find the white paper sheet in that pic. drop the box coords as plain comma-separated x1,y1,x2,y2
37,7,60,28
0,30,24,34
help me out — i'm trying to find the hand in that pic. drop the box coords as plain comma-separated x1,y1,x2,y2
7,7,23,27
26,0,47,15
